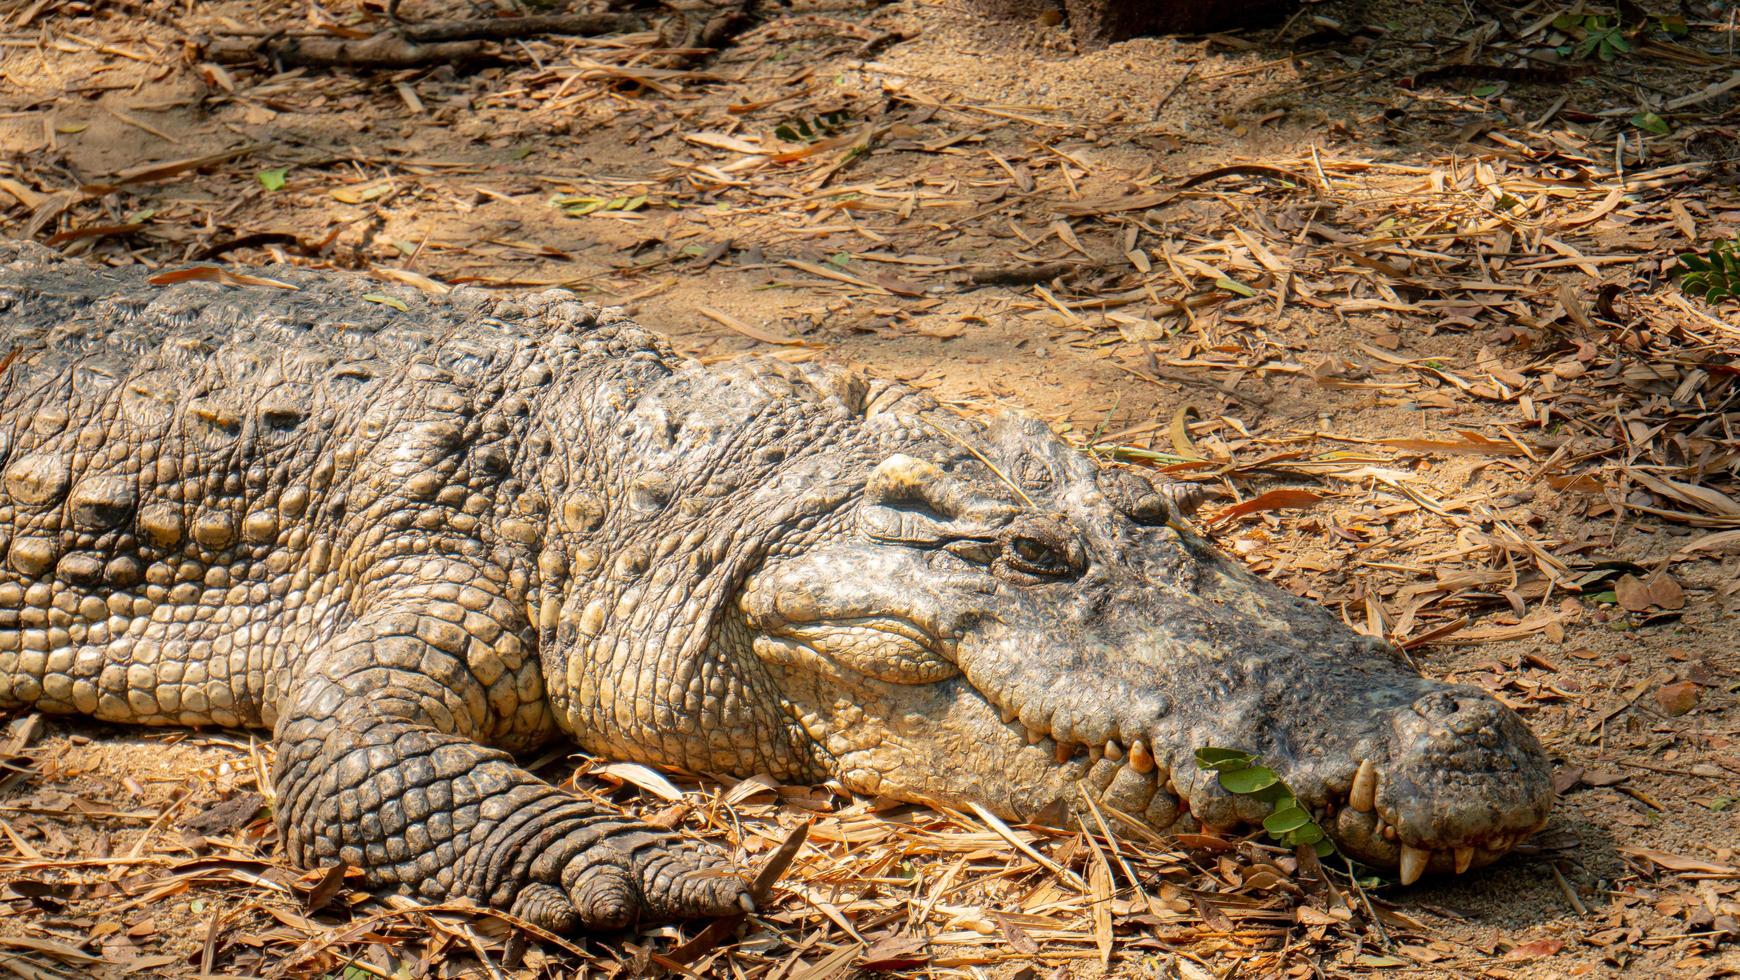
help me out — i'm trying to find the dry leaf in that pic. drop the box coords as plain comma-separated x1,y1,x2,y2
698,307,817,347
592,761,684,801
146,267,299,290
1377,432,1527,456
303,864,349,913
1646,573,1684,610
1620,847,1738,875
1209,489,1324,525
1505,938,1564,959
1654,681,1700,717
1614,574,1652,612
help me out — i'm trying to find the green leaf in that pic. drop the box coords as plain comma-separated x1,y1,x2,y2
1631,111,1670,135
1218,765,1278,794
1472,84,1500,98
1197,743,1338,859
1703,797,1733,811
1195,747,1256,771
361,293,409,312
1674,239,1740,302
1214,276,1257,297
552,195,605,216
1264,806,1312,835
511,146,535,160
256,167,288,191
1253,782,1292,806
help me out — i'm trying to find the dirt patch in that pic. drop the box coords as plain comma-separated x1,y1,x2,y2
1,0,1738,976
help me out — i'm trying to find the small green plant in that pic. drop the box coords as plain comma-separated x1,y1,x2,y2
775,110,852,144
1195,747,1336,857
1631,110,1670,136
256,167,288,191
1554,12,1632,61
1655,14,1689,36
1674,239,1740,303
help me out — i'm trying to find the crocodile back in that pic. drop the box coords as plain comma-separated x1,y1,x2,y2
0,243,618,732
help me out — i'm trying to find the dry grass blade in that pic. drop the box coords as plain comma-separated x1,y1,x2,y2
698,306,815,347
146,267,299,290
966,802,1086,891
749,819,809,907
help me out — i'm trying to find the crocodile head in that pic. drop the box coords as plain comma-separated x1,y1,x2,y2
734,411,1553,882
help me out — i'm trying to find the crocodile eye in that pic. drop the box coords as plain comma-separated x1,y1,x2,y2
1006,535,1068,576
1125,494,1170,526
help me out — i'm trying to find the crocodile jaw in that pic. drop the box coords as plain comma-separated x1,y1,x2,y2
754,615,1554,879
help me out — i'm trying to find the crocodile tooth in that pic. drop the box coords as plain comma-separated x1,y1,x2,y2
1088,744,1103,764
1349,759,1376,812
738,893,757,913
1399,845,1429,886
1103,740,1124,762
1381,823,1397,842
1026,728,1047,745
1128,739,1154,774
1001,706,1018,724
1454,847,1474,874
1055,741,1074,764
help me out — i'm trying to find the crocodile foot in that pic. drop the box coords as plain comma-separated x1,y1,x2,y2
505,829,749,931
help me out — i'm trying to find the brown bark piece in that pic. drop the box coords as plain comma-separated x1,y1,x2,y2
180,792,266,837
202,33,489,68
199,12,646,69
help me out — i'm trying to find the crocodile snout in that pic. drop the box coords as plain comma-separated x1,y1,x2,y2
1331,687,1554,882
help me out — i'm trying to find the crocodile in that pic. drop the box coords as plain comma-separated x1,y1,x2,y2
0,241,1552,931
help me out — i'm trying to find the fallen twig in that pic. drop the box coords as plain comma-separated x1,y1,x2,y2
201,33,490,69
967,260,1104,287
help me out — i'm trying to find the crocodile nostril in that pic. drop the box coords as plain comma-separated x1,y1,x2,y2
1409,690,1503,737
1410,689,1467,720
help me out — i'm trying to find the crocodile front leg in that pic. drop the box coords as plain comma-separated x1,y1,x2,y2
271,587,747,930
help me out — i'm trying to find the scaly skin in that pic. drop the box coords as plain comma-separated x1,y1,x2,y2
0,241,1552,928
